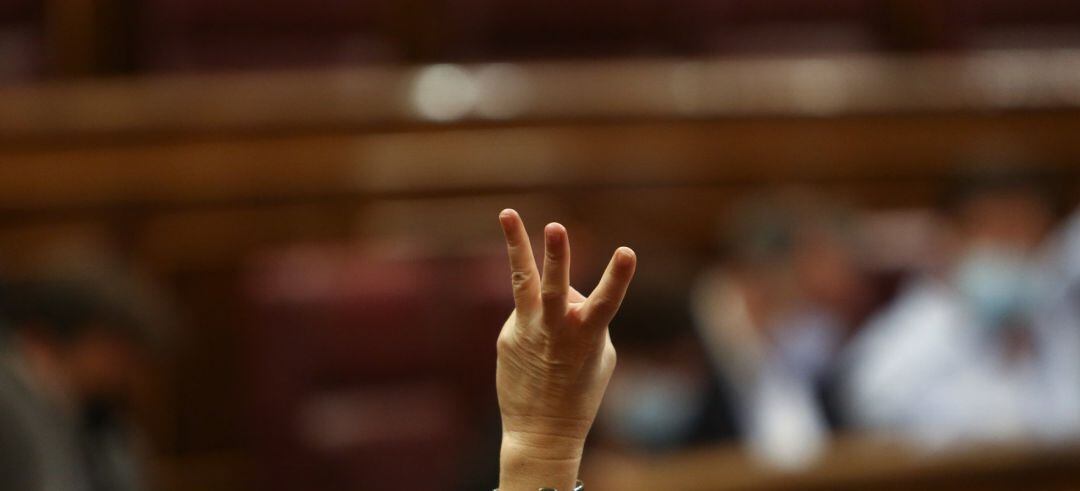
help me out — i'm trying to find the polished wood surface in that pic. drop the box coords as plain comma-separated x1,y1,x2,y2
4,50,1080,141
583,438,1080,491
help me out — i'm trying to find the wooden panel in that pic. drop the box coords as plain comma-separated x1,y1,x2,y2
582,439,1080,491
1,114,1079,218
3,51,1080,141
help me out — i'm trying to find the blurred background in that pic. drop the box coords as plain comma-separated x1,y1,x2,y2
2,0,1080,490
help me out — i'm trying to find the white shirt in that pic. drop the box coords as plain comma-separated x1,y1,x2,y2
842,269,1080,448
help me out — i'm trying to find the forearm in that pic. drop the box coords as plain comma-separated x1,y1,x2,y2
498,432,584,491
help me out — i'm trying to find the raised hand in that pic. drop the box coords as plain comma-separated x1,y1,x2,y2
495,209,637,491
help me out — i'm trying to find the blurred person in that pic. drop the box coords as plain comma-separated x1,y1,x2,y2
0,260,168,491
691,192,873,469
840,166,1080,448
1030,203,1080,439
596,284,739,453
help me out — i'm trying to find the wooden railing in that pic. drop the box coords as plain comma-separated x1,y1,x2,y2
582,438,1080,491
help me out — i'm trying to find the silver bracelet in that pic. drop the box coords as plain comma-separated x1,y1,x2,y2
494,480,584,491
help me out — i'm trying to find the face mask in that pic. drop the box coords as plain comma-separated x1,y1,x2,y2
953,245,1039,330
601,367,703,450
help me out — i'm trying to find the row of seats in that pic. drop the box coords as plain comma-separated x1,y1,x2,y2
143,0,1080,70
3,0,1080,77
243,246,510,491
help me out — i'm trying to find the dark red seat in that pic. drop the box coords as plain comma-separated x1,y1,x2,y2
674,0,883,54
0,0,43,83
442,0,680,59
244,245,509,491
136,0,399,72
957,0,1080,49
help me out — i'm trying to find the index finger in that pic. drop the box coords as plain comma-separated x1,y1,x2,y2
499,209,541,314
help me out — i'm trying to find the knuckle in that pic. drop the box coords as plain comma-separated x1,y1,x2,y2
510,270,532,290
540,287,564,303
496,333,513,354
494,334,511,353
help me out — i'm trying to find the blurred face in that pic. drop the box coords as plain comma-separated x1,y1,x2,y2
792,233,865,317
957,191,1051,253
64,326,141,403
951,191,1051,330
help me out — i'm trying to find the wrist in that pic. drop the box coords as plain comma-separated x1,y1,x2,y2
499,432,584,491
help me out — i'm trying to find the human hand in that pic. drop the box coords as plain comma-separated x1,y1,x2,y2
495,209,637,491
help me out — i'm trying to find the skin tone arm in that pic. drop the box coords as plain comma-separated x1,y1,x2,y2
494,209,637,491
